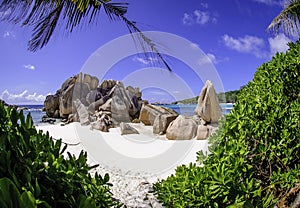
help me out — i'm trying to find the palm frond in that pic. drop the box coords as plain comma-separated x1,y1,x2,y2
0,0,171,71
0,0,31,23
267,0,300,37
28,2,63,51
99,1,172,71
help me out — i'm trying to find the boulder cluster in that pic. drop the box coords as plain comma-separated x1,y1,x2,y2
44,74,222,140
44,73,144,132
139,80,222,140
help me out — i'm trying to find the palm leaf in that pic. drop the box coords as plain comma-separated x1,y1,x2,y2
99,1,172,71
0,0,171,71
267,0,300,37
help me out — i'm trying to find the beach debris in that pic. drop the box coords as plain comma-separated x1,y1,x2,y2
120,122,139,135
166,115,198,140
194,80,222,123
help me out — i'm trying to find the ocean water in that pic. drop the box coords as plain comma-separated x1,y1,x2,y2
159,103,234,116
18,105,46,126
18,103,234,125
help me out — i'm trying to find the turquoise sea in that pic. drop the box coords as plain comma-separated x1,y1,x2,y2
18,105,46,126
19,103,234,125
160,103,234,116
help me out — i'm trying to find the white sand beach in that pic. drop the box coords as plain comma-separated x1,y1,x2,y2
36,122,209,207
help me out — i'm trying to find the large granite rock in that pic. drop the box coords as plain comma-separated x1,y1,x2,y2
100,79,117,89
87,95,110,114
86,90,102,105
83,73,99,90
59,84,74,117
126,86,142,99
153,114,178,134
166,115,198,140
196,125,209,140
73,99,90,125
61,75,78,92
44,94,60,118
139,104,178,126
99,98,112,112
43,74,144,132
111,82,132,124
59,82,90,117
194,80,222,123
44,73,99,119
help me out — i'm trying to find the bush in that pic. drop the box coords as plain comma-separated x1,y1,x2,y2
0,103,121,207
153,41,300,207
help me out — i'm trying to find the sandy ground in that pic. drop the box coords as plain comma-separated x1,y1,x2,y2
36,122,209,207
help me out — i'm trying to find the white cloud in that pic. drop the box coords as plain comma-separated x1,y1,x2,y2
207,53,217,64
23,64,36,70
268,33,291,55
222,34,267,58
198,53,216,65
222,33,292,58
194,10,210,25
132,56,159,65
182,13,193,25
198,52,228,65
183,8,217,26
1,90,49,104
3,31,15,39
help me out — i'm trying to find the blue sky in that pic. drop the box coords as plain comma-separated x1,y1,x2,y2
0,0,294,104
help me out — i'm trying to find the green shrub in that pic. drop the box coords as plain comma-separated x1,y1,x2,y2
0,104,121,207
0,177,36,208
153,41,300,207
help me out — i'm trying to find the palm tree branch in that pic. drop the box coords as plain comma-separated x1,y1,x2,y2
267,0,300,36
28,2,64,51
0,0,172,70
98,1,172,71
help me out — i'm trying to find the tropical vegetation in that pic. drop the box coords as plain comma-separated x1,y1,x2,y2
0,103,121,207
153,39,300,207
173,89,241,104
268,0,300,37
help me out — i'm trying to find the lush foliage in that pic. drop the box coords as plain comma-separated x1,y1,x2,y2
153,40,300,207
217,89,241,103
0,103,120,207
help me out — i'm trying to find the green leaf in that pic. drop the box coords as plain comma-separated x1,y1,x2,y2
21,191,37,208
